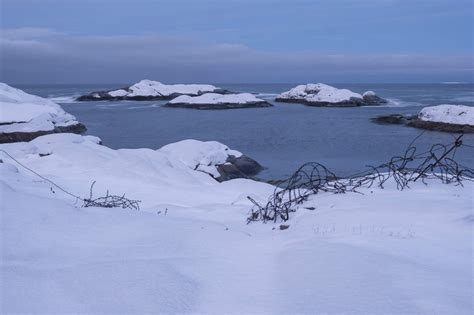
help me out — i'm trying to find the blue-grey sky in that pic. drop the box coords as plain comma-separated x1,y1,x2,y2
1,0,473,83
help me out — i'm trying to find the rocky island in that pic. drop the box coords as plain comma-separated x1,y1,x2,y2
163,93,272,110
372,104,474,133
275,83,387,107
0,83,86,143
76,79,230,101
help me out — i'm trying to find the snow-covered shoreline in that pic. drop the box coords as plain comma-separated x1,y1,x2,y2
76,79,230,101
1,86,473,314
1,134,472,313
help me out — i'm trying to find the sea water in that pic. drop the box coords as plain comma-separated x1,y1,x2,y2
17,83,474,180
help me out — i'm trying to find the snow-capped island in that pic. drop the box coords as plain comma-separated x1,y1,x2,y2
0,83,86,143
275,83,387,107
163,93,272,110
76,79,231,101
372,104,474,133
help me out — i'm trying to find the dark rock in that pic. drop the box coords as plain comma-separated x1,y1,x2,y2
215,155,264,182
371,114,416,125
408,119,474,133
363,93,388,105
279,224,290,230
163,101,273,110
275,96,387,107
0,123,87,144
371,114,474,133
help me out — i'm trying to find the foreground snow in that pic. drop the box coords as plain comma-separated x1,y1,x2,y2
0,83,82,135
1,133,472,314
419,104,474,126
276,83,386,106
77,79,224,101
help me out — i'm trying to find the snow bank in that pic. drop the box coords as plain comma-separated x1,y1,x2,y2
418,104,474,126
77,79,224,101
276,83,386,106
0,83,85,142
166,93,272,109
1,135,472,313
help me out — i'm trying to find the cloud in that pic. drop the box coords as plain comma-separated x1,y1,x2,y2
1,28,472,83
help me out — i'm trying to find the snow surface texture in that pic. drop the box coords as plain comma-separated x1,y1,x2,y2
96,79,219,98
0,83,80,133
1,134,472,314
418,104,474,126
169,93,267,105
276,83,386,106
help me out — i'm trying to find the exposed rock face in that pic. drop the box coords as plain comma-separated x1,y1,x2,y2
0,123,86,144
363,91,388,105
407,119,474,133
163,93,272,110
371,105,474,133
76,80,230,101
275,83,387,107
371,114,416,125
0,83,87,144
216,155,264,182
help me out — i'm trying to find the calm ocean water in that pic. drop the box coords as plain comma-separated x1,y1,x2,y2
16,83,474,180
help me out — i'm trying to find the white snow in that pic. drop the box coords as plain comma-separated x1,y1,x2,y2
278,83,363,103
0,83,80,133
363,90,376,97
107,79,219,98
418,104,474,126
1,87,473,314
1,134,472,314
169,93,266,105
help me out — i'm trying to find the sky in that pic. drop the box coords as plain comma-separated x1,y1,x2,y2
1,0,473,84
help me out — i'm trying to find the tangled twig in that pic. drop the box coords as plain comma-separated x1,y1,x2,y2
83,181,141,210
247,134,473,223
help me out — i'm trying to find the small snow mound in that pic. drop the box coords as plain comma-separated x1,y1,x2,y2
363,91,376,97
418,105,474,126
158,139,242,177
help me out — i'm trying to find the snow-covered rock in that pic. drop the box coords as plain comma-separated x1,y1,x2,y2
0,83,86,143
158,139,263,180
164,93,272,110
410,104,474,133
1,133,472,313
276,83,387,107
418,104,474,125
76,79,230,101
372,104,474,133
